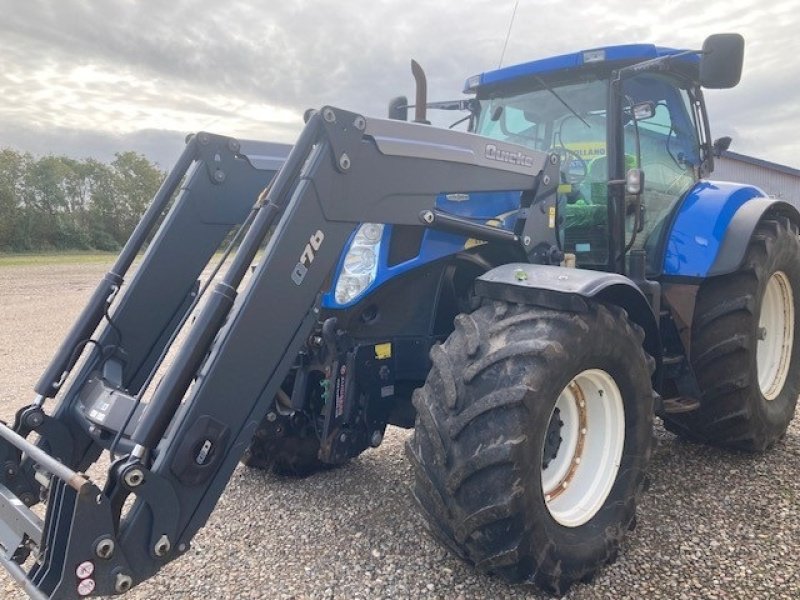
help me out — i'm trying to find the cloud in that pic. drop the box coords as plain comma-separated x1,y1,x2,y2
0,122,187,168
0,0,797,168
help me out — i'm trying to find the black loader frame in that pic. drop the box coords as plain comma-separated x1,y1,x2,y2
0,107,561,598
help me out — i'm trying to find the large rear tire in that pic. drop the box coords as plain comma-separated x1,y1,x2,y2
664,217,800,451
406,300,654,594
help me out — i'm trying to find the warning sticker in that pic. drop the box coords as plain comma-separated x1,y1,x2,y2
77,578,96,596
76,561,94,579
374,343,392,360
335,365,347,418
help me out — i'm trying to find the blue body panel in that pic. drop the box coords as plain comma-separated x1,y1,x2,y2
321,192,521,308
662,181,766,278
465,44,698,92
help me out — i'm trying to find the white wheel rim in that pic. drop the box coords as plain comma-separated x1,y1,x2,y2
757,271,794,401
541,369,625,528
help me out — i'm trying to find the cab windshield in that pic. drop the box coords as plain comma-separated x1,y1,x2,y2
474,72,701,272
476,77,612,267
475,78,608,158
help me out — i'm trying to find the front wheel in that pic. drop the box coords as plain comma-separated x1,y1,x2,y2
406,301,654,594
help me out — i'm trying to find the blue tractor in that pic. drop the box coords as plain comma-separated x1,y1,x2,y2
258,36,800,593
0,33,796,598
240,33,800,592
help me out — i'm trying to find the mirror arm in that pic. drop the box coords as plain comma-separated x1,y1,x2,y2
696,88,715,175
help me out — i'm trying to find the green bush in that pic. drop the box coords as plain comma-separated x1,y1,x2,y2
0,149,164,252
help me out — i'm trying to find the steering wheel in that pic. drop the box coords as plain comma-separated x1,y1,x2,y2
553,146,588,186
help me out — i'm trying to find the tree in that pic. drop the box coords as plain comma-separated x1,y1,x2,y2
0,150,26,250
109,152,164,245
0,149,164,251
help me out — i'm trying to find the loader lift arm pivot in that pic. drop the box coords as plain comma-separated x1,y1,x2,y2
0,106,552,598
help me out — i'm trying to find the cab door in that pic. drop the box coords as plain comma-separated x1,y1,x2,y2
621,75,702,272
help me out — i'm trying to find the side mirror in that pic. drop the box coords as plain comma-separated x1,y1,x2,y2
388,96,408,121
700,33,744,89
712,136,732,157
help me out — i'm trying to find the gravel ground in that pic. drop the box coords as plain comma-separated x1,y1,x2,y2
0,260,798,599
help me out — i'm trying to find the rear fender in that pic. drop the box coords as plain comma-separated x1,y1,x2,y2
474,264,661,371
709,198,800,276
662,181,800,278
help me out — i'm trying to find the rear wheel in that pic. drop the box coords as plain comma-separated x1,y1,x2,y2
664,217,800,451
406,300,654,594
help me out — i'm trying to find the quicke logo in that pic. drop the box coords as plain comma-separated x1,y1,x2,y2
485,144,534,167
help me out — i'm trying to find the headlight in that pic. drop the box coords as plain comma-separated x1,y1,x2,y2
334,223,384,304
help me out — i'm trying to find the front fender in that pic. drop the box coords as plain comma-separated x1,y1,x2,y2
662,180,800,278
474,264,661,370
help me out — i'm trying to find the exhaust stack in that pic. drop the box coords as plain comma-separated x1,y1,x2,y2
411,60,430,125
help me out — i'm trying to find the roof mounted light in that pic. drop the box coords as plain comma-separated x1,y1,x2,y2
465,74,481,92
582,49,606,63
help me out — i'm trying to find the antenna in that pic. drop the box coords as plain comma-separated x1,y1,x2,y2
498,0,520,68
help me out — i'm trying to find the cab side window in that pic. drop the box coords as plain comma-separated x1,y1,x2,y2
623,75,700,252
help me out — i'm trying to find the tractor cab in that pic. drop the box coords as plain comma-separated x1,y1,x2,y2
463,35,743,275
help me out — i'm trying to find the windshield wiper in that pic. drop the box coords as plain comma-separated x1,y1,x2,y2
534,76,590,128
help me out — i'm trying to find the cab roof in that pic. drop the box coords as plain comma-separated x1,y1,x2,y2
464,44,698,93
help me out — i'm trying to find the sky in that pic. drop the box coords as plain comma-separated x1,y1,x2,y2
1,0,797,169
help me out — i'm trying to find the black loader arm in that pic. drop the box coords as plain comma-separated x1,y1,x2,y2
0,107,551,598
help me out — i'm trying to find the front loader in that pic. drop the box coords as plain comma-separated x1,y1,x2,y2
1,32,798,598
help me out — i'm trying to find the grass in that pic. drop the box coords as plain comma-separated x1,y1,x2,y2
0,252,117,267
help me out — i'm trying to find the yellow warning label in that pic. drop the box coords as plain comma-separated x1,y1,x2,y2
464,218,501,250
548,206,556,229
374,342,392,360
464,238,487,249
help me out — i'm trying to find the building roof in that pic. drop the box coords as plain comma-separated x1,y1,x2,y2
720,150,800,178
